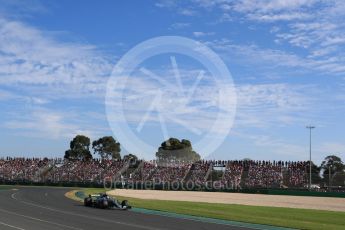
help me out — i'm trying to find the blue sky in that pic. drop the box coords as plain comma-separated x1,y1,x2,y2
0,0,345,163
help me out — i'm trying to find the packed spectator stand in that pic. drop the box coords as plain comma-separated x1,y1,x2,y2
185,161,211,184
222,161,243,189
150,162,191,183
0,157,309,189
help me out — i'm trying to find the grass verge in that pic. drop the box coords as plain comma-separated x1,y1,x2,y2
69,188,345,230
0,185,17,190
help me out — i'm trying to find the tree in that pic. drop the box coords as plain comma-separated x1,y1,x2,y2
64,135,92,160
242,158,252,162
92,136,121,160
156,137,200,162
307,161,322,184
123,154,138,162
321,155,345,186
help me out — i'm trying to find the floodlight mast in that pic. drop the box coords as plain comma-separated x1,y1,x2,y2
306,125,315,190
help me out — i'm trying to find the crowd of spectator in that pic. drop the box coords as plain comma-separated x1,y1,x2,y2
150,163,191,183
246,161,283,188
0,157,50,182
286,161,308,187
130,161,156,182
186,161,210,183
0,157,309,188
207,160,307,188
45,159,126,183
222,161,243,188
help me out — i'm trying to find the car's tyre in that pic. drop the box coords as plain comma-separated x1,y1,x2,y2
102,200,108,209
84,198,89,206
121,200,129,208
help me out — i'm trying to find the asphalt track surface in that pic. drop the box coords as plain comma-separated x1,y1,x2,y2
0,187,255,230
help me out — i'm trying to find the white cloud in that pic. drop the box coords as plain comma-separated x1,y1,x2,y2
165,0,345,71
322,36,345,46
107,66,315,136
0,89,16,101
248,12,312,21
0,16,114,141
235,83,313,128
0,0,49,18
4,109,74,139
193,31,215,37
27,97,50,105
187,0,318,21
0,17,111,97
107,68,233,135
317,142,345,156
179,8,197,16
291,22,337,32
170,22,191,30
233,0,317,13
207,39,345,75
4,107,108,140
155,0,176,8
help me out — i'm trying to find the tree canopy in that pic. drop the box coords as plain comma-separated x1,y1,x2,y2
321,155,344,173
64,135,92,160
92,136,121,160
321,155,345,186
308,161,322,184
156,138,200,162
123,153,138,162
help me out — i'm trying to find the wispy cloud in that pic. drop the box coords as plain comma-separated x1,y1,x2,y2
0,15,113,141
159,1,345,76
107,67,315,136
232,0,317,15
3,107,108,140
206,38,345,75
179,8,197,16
317,142,345,156
248,12,312,21
193,31,215,37
0,0,49,18
0,17,111,97
169,22,191,30
235,83,313,128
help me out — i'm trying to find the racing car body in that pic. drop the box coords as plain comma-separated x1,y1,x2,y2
84,193,131,210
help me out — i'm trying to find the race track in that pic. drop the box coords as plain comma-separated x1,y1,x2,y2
0,187,255,230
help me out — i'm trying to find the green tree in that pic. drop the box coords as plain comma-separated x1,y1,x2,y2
92,136,121,160
307,161,322,184
321,155,345,186
156,137,200,162
123,153,138,162
242,158,252,161
64,135,92,160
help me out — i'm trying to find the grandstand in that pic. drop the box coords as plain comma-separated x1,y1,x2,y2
0,157,312,190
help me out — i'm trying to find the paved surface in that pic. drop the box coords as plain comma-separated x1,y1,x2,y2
0,187,254,230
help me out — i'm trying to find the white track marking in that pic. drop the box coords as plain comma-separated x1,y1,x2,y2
11,192,162,230
0,221,25,230
0,208,81,230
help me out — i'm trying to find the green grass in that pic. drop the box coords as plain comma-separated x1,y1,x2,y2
0,185,16,190
72,188,345,230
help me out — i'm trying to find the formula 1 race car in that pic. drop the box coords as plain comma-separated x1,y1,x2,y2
84,193,131,210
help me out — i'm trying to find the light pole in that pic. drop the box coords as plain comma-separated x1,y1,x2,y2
306,125,315,190
329,165,331,189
